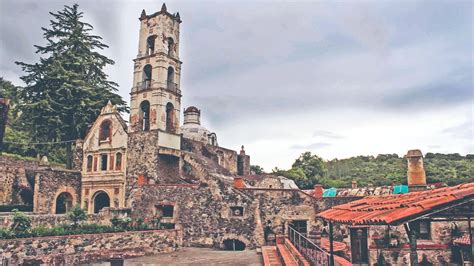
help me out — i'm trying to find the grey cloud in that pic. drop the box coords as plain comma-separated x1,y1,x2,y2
291,142,331,150
313,130,343,139
442,120,473,140
383,77,473,109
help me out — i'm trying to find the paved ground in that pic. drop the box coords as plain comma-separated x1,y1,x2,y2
123,247,263,266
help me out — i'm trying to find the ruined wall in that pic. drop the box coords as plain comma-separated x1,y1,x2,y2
181,138,238,175
126,130,182,205
238,153,250,176
0,156,40,205
246,189,317,238
33,169,81,214
0,229,180,265
132,184,260,249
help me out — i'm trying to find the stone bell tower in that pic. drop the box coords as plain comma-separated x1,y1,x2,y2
129,3,182,133
125,4,183,206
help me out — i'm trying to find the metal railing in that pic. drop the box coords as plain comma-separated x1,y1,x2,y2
136,80,151,91
288,226,330,266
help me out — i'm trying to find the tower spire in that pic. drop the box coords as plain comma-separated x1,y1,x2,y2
161,3,167,12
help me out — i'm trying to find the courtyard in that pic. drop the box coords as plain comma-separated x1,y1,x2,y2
122,248,262,265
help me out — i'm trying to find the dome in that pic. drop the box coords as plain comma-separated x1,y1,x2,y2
184,106,200,114
181,123,211,143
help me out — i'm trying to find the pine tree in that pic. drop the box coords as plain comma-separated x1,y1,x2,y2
15,4,127,166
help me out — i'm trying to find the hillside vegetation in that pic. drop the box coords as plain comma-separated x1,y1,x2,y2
270,152,473,189
326,153,473,188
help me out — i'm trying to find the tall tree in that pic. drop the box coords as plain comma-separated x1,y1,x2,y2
15,4,127,166
292,152,327,179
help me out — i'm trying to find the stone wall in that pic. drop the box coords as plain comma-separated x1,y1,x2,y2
245,189,317,238
0,212,110,229
33,169,81,214
0,229,180,265
72,139,83,171
126,130,181,204
0,156,40,205
182,138,238,175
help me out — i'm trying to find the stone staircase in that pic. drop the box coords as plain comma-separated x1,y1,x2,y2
262,236,310,266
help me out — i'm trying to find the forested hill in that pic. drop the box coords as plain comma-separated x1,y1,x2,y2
325,153,474,188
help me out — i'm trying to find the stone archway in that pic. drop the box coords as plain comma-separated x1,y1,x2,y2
223,239,246,251
93,191,110,213
50,186,77,214
55,192,73,214
221,234,250,251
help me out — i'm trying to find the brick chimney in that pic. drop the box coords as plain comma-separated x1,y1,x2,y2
351,180,357,189
407,149,427,192
313,184,323,198
233,177,245,189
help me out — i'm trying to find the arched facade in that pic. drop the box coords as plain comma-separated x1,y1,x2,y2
51,187,78,215
93,191,110,214
81,101,127,214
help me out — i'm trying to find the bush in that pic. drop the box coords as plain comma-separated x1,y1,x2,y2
11,209,31,235
0,228,14,239
66,205,87,227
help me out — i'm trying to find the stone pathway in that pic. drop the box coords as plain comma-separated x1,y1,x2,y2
123,247,263,265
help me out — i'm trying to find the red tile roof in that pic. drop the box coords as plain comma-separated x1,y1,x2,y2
317,183,474,225
321,238,347,252
453,234,471,246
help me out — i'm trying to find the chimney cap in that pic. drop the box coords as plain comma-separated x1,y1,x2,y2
407,149,423,158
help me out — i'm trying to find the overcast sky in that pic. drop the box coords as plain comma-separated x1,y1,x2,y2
1,0,472,170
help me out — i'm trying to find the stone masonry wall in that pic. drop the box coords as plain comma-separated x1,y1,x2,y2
0,156,40,205
0,229,180,265
33,169,81,214
126,130,182,205
0,212,110,229
182,138,238,175
134,185,260,249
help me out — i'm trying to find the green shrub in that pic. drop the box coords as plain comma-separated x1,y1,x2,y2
0,228,14,239
31,226,53,237
66,205,87,227
11,209,31,235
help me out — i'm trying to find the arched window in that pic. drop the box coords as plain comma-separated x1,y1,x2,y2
55,192,73,214
140,101,150,131
115,152,122,170
167,67,175,90
166,102,175,133
86,155,93,172
146,36,155,55
99,120,111,142
167,37,174,56
142,64,152,90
